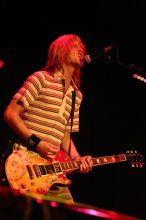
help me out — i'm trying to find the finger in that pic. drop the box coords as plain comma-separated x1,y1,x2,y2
80,162,90,173
49,146,59,153
86,157,93,169
49,143,59,149
46,153,56,159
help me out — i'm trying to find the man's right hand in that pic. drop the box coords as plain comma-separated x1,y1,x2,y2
36,140,59,159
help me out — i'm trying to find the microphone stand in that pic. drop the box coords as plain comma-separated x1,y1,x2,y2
106,50,146,83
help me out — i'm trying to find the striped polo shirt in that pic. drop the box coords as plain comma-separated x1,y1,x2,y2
13,71,82,148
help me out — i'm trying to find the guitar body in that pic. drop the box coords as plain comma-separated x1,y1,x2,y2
5,146,71,196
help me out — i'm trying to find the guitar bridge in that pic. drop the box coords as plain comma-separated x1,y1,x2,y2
52,161,62,174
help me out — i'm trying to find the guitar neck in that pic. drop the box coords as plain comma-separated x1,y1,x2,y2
60,154,127,172
92,154,126,166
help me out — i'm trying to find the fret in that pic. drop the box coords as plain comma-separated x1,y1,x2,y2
62,162,71,170
66,163,70,169
74,161,79,168
69,161,78,169
61,161,80,171
95,158,100,164
68,162,73,169
61,163,68,170
98,157,106,164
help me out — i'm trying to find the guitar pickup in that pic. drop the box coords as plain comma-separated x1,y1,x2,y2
52,161,63,174
26,165,34,179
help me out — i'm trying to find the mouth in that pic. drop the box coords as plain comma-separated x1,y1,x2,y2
79,58,84,66
78,53,84,62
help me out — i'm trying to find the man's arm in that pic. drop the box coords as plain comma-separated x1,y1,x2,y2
3,98,32,140
3,98,59,158
61,131,81,160
61,131,93,173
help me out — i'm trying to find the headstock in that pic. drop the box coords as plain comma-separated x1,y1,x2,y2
125,150,144,168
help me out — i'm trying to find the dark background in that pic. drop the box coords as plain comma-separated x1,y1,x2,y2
0,0,146,219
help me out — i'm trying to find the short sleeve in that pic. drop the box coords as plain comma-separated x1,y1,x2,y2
13,71,46,108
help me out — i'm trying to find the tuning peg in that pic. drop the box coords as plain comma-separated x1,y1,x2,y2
131,163,144,168
126,150,135,154
131,163,135,168
139,164,143,168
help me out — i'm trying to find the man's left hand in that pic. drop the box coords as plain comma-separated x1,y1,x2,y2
79,156,93,173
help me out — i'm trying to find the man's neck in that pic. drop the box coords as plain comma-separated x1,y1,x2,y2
55,66,75,88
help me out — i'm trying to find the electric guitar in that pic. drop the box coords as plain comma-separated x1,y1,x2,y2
5,143,144,196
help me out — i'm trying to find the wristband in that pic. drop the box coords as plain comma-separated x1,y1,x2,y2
27,134,41,151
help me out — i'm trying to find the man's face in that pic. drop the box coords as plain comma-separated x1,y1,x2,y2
66,41,85,67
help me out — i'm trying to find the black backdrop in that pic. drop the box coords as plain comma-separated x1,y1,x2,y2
0,0,146,219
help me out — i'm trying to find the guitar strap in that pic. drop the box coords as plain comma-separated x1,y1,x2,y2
68,90,76,157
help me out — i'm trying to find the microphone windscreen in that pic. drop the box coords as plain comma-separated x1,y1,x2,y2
84,54,91,63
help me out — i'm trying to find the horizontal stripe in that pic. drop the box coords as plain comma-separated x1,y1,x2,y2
24,115,65,133
24,109,65,123
25,122,63,140
13,71,82,146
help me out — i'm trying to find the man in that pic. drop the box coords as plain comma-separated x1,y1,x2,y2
3,34,93,204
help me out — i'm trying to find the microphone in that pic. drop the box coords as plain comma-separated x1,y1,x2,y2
85,45,115,63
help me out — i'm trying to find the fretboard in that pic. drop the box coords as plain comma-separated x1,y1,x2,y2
60,154,127,172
